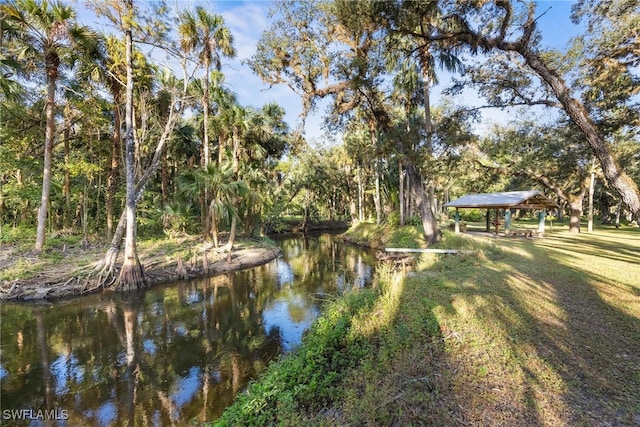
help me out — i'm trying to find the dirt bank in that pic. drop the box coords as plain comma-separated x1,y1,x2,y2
0,236,281,302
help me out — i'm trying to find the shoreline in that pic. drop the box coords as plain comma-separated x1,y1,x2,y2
0,236,281,302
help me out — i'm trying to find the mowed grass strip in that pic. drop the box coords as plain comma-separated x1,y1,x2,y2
330,227,640,426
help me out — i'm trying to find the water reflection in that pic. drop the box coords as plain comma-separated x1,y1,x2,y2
0,234,375,425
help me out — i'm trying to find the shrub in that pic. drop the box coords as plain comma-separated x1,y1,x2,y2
404,215,422,226
460,208,485,222
214,290,378,426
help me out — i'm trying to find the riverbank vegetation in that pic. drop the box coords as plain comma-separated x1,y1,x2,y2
215,223,640,425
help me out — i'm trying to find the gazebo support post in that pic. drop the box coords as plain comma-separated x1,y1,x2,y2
486,210,491,232
538,209,546,236
454,208,460,234
504,209,511,236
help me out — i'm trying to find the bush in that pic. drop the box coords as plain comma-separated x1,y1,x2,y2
404,215,422,226
214,290,378,426
459,208,485,222
386,211,400,227
0,224,33,244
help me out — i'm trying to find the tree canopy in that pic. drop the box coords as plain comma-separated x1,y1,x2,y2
1,0,638,278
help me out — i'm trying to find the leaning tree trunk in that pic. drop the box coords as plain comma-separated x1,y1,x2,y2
448,7,640,222
97,89,182,286
523,52,640,222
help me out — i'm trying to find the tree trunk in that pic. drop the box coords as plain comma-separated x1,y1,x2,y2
225,129,241,261
419,45,434,155
203,58,211,167
357,167,364,221
210,201,219,247
35,65,57,252
63,122,71,228
557,201,565,221
100,90,182,281
405,161,438,245
588,172,595,233
406,169,413,218
569,195,583,233
369,120,382,225
399,158,405,226
161,144,169,208
94,88,181,289
450,12,640,222
374,158,381,225
417,45,439,238
524,52,640,222
218,134,225,166
226,214,237,264
117,0,147,289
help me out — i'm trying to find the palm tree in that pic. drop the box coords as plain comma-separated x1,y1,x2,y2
208,72,237,166
223,104,251,260
1,0,96,252
390,58,421,225
179,163,244,248
179,6,235,167
414,33,461,242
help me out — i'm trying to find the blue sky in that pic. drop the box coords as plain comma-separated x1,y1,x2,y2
77,0,584,141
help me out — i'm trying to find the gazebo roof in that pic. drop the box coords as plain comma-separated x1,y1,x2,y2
444,190,558,209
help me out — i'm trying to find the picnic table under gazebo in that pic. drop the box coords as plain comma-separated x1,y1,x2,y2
443,190,559,236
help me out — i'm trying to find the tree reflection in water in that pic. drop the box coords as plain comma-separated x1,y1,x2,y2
0,234,375,425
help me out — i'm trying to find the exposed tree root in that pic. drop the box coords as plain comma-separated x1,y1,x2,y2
88,245,120,291
0,243,281,301
114,255,148,291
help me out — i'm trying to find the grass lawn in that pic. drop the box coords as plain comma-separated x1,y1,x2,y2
217,223,640,426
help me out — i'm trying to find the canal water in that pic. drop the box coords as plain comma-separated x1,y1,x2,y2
0,233,376,426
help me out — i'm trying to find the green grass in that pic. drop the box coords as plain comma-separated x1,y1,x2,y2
215,224,640,426
341,221,426,249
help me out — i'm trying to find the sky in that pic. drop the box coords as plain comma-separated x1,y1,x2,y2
77,0,585,142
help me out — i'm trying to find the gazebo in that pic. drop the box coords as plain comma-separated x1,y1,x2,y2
443,190,559,235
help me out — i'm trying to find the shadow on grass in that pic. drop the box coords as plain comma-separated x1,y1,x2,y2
410,230,640,425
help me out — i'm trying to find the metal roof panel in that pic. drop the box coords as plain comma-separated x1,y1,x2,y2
444,190,558,209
